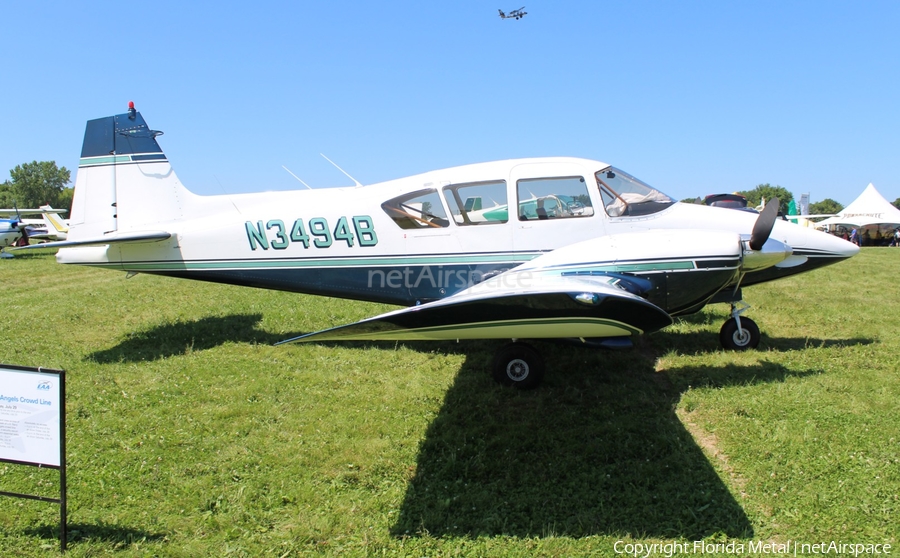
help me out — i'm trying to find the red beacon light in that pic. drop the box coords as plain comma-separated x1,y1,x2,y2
127,100,136,119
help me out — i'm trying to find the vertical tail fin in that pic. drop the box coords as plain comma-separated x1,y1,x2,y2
69,106,189,241
38,205,69,239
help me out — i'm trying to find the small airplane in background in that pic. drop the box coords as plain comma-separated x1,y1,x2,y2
25,205,70,241
0,213,26,257
19,105,858,387
499,7,527,20
1,206,68,257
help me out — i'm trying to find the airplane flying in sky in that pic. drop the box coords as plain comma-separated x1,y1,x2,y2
19,105,859,387
498,7,526,20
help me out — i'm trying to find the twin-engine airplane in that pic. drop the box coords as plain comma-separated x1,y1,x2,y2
20,105,859,387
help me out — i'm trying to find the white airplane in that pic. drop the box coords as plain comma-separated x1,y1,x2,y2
0,215,26,257
0,206,67,257
19,105,859,387
0,214,23,240
26,205,70,241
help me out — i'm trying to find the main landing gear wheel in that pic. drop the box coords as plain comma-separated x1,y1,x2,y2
493,342,545,390
719,317,760,350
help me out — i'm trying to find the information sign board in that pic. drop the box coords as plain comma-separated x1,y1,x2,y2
0,366,62,467
0,364,66,551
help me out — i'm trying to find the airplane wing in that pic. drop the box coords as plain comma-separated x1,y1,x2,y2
10,230,171,250
278,271,672,344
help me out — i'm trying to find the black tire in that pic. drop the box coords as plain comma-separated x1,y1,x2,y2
492,343,545,389
719,317,760,350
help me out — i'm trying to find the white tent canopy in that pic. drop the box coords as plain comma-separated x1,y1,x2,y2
815,183,900,228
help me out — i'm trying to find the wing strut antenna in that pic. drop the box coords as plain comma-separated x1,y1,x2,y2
281,166,313,189
320,154,364,188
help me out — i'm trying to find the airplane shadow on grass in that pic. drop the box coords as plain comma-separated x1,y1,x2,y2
84,313,866,539
387,339,826,540
654,328,875,357
87,314,284,363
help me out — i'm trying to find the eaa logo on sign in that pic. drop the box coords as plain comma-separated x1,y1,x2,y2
37,381,52,391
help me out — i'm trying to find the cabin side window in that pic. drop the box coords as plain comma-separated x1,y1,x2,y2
442,180,509,226
381,188,450,229
516,176,594,221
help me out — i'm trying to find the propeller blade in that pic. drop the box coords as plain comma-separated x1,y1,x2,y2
749,197,779,251
11,202,28,231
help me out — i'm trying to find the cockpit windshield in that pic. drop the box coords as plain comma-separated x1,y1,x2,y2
595,167,675,217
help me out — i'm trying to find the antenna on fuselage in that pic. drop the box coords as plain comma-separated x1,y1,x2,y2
320,154,364,188
214,175,243,214
281,166,313,189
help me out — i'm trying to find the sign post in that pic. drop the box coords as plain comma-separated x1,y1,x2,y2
0,364,67,551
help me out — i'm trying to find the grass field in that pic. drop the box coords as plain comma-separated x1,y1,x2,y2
1,248,897,557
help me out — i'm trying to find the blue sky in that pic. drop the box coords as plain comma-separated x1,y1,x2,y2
2,1,898,206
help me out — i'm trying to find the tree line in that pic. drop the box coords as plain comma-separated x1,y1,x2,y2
682,183,900,218
0,161,73,210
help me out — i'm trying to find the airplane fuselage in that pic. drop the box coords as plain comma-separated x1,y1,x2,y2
58,151,856,315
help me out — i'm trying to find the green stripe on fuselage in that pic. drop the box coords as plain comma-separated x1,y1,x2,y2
107,253,541,271
92,254,728,274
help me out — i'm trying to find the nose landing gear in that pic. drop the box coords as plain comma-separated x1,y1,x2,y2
719,301,760,350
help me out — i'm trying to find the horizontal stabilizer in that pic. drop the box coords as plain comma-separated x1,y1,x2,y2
11,230,171,251
0,208,67,216
279,273,672,344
